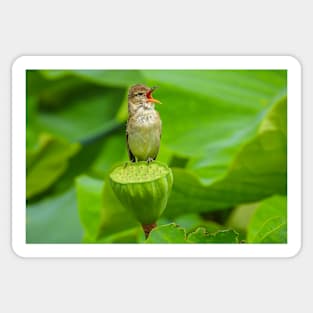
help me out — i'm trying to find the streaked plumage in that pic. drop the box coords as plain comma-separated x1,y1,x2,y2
126,84,162,162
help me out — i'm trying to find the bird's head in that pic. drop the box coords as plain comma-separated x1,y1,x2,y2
128,84,161,114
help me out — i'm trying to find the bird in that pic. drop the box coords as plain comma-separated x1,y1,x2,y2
126,84,162,162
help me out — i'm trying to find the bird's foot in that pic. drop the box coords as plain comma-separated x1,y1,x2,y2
146,158,154,164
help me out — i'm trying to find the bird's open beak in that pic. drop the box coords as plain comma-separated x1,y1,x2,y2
146,86,161,104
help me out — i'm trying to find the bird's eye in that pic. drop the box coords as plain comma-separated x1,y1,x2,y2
137,92,144,96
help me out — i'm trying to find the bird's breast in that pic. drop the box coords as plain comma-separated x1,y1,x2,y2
127,110,161,161
134,111,158,126
129,109,160,129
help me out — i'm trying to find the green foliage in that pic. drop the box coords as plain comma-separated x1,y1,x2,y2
26,188,83,243
145,223,239,243
187,228,239,243
146,224,186,243
247,195,287,243
26,133,80,199
26,69,288,244
76,175,143,243
75,175,104,240
173,213,223,233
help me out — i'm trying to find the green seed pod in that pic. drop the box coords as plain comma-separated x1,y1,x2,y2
109,161,173,226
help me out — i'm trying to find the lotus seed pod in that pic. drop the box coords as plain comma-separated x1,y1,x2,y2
109,161,173,226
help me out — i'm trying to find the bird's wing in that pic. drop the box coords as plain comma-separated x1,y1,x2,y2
126,129,136,162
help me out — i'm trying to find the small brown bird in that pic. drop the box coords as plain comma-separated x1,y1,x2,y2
126,84,162,162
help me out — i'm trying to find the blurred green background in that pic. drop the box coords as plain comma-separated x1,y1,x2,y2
26,69,287,243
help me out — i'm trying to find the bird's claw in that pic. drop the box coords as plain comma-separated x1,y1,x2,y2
146,158,154,164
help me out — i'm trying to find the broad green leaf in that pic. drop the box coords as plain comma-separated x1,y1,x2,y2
75,175,104,240
145,223,238,243
35,86,124,142
70,70,145,88
91,227,144,243
26,127,39,151
49,139,106,195
26,133,80,199
29,70,91,110
90,132,128,178
115,90,129,122
187,228,239,243
143,70,285,101
41,70,146,88
174,213,223,233
26,96,38,128
26,188,83,243
40,70,72,80
143,70,286,182
165,95,287,217
75,175,143,243
226,202,260,233
28,71,126,142
247,195,287,243
27,70,59,98
145,224,186,243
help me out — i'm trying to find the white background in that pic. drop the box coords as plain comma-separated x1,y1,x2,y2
1,1,311,312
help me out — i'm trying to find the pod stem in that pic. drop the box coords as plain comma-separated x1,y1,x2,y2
142,223,157,239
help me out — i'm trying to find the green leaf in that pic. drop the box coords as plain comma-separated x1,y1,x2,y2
145,223,238,243
41,70,146,88
143,70,286,101
90,132,128,178
40,70,72,80
145,223,186,243
165,95,287,217
187,228,239,243
75,175,143,243
143,70,286,181
27,70,58,98
26,133,80,199
70,70,146,88
49,135,111,195
91,227,144,243
174,213,223,233
26,188,83,243
30,71,92,110
35,86,124,142
26,96,38,128
247,195,287,243
75,175,104,240
226,202,260,233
